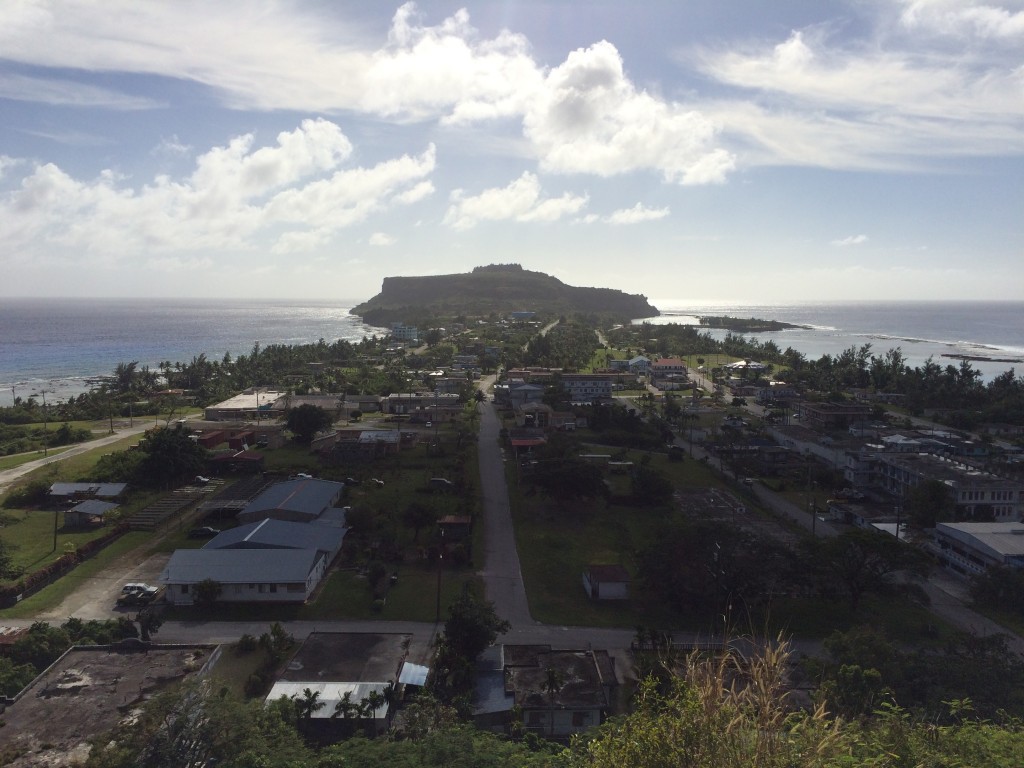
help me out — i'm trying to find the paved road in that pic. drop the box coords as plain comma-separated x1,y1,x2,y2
0,421,155,495
476,400,534,631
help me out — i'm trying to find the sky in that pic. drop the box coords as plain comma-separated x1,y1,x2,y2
0,0,1022,304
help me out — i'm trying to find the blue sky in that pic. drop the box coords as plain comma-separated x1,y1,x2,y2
1,0,1021,303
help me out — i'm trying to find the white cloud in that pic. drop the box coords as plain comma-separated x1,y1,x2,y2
0,73,161,109
0,119,435,262
525,41,735,184
152,136,192,158
606,203,670,225
831,234,869,246
0,156,22,180
899,0,1024,40
369,232,396,246
696,25,1024,167
444,172,587,230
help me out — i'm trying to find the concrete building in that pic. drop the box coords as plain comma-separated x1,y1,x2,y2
933,522,1024,576
874,453,1024,522
204,389,287,421
561,374,614,404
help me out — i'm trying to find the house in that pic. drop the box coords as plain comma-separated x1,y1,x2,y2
582,565,630,600
236,478,345,524
474,645,616,737
515,402,553,428
383,392,460,414
561,374,614,404
932,522,1024,576
438,515,473,543
48,482,127,504
65,499,118,528
390,323,419,344
650,357,686,380
161,548,328,604
264,632,414,738
795,402,872,430
162,515,347,605
628,355,651,374
204,388,286,421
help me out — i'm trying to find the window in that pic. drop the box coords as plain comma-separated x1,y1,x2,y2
180,585,189,594
270,584,278,594
572,711,590,727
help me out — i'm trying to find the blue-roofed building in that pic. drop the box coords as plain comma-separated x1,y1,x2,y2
161,548,328,605
205,518,346,562
161,487,350,604
237,478,345,524
65,499,119,528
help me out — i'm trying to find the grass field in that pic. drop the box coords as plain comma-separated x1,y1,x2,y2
0,531,151,618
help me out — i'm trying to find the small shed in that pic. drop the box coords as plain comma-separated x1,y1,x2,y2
582,564,630,600
438,515,473,542
65,499,118,528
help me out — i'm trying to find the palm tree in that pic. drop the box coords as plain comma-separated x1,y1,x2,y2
295,687,325,720
542,666,564,737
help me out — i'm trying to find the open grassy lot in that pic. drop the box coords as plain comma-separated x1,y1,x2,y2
510,440,951,640
0,531,151,618
0,447,73,471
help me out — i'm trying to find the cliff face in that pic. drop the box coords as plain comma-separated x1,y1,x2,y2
351,265,658,325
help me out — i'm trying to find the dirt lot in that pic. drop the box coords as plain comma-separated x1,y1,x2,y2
1,644,212,767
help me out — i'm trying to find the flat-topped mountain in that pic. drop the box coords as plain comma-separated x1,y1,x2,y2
351,264,658,326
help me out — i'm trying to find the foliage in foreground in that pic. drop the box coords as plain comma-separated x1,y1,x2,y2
79,637,1024,768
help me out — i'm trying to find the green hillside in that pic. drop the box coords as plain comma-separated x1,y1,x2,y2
351,264,658,325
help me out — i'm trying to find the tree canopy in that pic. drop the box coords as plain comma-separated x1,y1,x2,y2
286,403,335,443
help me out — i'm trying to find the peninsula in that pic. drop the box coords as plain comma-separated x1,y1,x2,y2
350,264,658,326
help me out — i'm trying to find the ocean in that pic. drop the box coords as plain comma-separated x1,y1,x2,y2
0,298,386,406
638,299,1024,383
0,297,1021,407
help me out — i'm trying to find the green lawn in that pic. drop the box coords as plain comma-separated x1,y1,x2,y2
0,447,73,471
0,531,151,618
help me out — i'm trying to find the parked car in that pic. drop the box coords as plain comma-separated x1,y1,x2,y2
194,475,210,484
344,477,362,486
117,584,160,606
121,582,155,595
188,526,221,539
429,477,455,492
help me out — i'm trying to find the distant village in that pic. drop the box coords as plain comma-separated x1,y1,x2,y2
2,308,1024,763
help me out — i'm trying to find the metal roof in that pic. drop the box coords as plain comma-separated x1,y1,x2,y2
398,662,430,686
242,478,344,518
205,518,346,553
67,499,119,517
49,483,127,497
160,548,320,585
265,682,392,719
937,522,1024,560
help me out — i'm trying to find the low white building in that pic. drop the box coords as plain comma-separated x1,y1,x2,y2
933,522,1024,576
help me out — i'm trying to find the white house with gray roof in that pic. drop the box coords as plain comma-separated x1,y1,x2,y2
161,519,347,604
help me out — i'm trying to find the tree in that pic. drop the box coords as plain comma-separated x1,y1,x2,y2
542,666,564,737
286,403,334,443
403,502,438,542
136,424,209,488
0,538,17,580
631,461,674,506
136,608,162,642
808,529,931,612
295,687,325,719
442,586,510,661
905,479,955,529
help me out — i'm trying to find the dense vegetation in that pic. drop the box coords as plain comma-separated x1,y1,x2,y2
70,639,1024,768
609,322,1024,430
